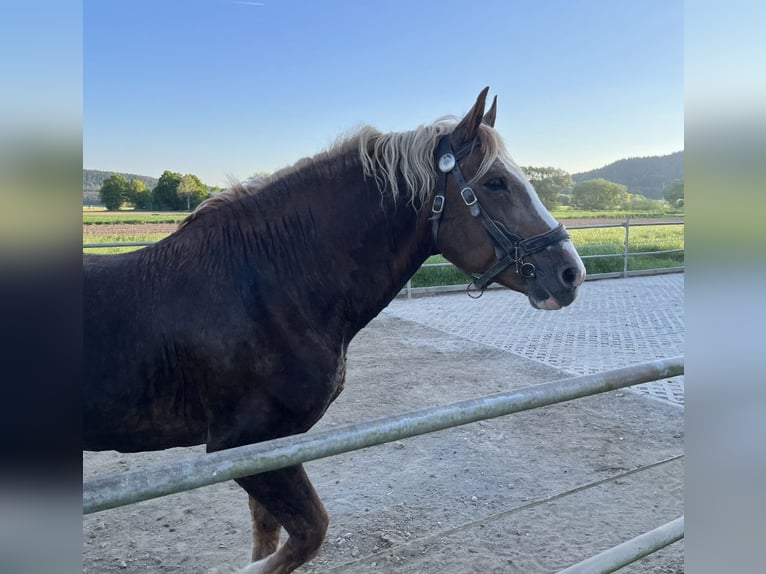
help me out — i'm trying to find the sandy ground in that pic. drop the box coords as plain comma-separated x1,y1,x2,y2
83,314,683,574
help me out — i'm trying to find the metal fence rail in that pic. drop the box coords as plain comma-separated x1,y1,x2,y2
83,218,685,299
83,356,683,514
557,516,684,574
400,218,683,296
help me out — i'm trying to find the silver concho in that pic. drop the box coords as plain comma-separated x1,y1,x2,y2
438,153,456,173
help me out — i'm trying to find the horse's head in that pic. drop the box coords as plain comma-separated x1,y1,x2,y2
431,87,585,309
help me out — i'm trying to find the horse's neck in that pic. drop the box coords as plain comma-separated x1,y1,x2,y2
190,164,433,339
325,181,433,335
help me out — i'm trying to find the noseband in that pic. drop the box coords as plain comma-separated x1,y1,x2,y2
430,135,570,296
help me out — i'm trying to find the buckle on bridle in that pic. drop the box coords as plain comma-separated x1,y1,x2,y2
460,187,478,206
520,261,536,278
431,194,445,215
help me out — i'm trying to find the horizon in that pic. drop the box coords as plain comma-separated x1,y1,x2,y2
84,1,683,188
83,149,686,188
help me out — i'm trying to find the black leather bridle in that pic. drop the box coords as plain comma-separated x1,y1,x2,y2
429,135,570,296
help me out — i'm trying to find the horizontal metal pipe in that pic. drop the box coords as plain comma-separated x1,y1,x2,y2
565,221,683,231
583,268,685,281
83,357,683,514
619,267,684,277
579,253,628,260
579,249,684,261
616,221,684,227
82,242,154,248
82,221,685,250
557,516,684,574
396,267,684,298
626,248,685,257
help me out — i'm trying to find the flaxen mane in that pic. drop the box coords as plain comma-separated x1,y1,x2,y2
180,118,518,229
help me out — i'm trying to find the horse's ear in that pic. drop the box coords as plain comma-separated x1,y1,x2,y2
482,95,497,128
452,87,490,147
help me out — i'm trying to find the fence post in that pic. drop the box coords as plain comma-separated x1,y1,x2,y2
623,216,630,278
406,279,412,299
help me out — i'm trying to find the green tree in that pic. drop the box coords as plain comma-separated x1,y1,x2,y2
152,170,183,210
177,173,209,210
125,179,152,210
522,166,573,210
151,171,210,211
662,179,684,206
571,178,628,210
622,193,665,211
98,174,129,210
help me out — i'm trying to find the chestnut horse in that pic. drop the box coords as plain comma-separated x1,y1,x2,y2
84,88,585,573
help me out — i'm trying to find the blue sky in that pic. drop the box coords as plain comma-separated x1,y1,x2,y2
84,0,683,187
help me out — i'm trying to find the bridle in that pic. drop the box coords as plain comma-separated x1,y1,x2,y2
429,134,570,297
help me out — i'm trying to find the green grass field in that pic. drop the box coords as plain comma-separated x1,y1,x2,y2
83,213,189,225
550,206,684,219
410,223,684,287
83,211,684,280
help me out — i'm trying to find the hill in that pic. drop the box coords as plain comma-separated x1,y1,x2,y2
84,153,684,206
83,169,160,205
572,151,683,199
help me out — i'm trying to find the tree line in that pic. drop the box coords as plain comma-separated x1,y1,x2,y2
571,151,683,200
98,167,683,212
98,171,223,211
522,166,683,211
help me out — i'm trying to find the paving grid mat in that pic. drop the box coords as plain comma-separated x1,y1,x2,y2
384,274,684,407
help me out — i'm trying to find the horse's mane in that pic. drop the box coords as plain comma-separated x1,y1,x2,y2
180,117,516,229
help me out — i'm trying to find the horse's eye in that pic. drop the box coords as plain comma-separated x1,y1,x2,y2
485,178,507,192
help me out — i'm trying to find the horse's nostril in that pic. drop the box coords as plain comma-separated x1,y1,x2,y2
560,265,579,287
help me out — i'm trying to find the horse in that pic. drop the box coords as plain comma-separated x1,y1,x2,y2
83,88,586,573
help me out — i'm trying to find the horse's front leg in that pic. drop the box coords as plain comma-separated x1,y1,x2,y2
232,465,329,574
249,496,281,561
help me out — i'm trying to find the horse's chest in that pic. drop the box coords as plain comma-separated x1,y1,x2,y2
329,355,347,403
298,353,348,410
261,349,348,429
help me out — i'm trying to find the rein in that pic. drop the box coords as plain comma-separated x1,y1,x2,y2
429,135,570,297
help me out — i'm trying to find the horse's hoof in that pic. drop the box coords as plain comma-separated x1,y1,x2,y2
207,558,269,574
233,558,269,574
